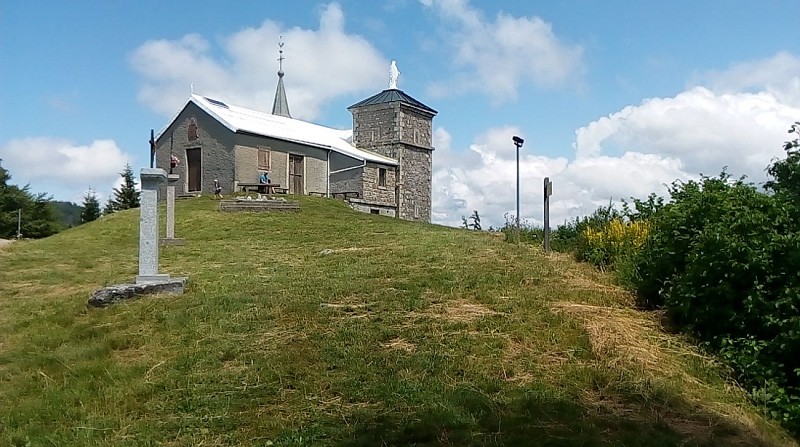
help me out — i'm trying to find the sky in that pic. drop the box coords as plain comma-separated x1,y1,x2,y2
2,0,799,228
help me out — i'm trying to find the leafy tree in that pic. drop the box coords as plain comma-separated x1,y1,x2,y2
80,190,101,223
630,122,800,434
766,121,800,209
0,159,61,239
107,164,140,211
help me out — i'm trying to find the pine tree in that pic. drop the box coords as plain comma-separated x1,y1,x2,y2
103,199,117,215
80,190,101,223
109,164,140,211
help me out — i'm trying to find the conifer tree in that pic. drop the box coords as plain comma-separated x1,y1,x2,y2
0,159,61,238
80,189,101,223
103,199,117,215
109,164,140,211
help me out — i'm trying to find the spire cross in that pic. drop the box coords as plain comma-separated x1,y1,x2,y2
277,38,285,75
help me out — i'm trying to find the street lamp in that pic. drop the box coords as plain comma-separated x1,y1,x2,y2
512,136,524,235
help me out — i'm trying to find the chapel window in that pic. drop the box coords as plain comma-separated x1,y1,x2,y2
188,118,198,141
378,168,387,187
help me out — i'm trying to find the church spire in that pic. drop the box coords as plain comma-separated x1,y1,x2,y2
271,37,291,118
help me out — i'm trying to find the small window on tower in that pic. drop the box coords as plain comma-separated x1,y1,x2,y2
258,148,271,170
378,168,387,187
188,118,198,141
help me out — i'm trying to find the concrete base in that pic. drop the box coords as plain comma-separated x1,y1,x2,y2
159,237,186,246
136,274,172,284
89,277,188,307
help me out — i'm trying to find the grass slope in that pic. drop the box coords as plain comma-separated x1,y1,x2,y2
0,196,795,446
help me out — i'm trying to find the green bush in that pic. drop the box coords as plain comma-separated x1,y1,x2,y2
632,170,800,435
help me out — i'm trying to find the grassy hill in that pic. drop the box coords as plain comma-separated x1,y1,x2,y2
0,196,796,446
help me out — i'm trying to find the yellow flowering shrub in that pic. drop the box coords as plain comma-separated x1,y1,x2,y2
581,218,649,266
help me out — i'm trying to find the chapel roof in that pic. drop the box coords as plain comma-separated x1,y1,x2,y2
348,88,437,115
158,94,398,166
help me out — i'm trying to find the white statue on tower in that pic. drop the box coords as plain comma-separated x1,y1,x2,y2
389,60,400,89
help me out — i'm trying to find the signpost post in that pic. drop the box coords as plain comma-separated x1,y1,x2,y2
543,177,552,253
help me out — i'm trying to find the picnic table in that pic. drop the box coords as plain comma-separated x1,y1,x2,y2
238,183,287,194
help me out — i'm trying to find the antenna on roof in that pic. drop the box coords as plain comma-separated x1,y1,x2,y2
190,82,194,94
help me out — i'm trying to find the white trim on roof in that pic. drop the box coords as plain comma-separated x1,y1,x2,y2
157,94,397,166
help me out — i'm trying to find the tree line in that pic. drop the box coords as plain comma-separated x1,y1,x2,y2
0,162,140,239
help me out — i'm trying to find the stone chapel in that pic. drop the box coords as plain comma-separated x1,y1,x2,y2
152,57,437,222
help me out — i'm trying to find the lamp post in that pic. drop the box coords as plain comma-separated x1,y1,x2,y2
512,136,524,238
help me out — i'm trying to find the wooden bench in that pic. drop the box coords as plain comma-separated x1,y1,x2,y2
238,183,283,194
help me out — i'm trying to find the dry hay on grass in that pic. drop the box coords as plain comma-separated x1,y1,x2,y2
318,246,382,255
407,299,502,323
555,302,791,445
381,337,416,353
0,238,13,251
551,302,711,380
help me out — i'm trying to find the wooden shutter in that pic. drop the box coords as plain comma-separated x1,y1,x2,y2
258,148,271,170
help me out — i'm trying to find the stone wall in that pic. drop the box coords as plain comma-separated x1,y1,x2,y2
351,104,397,148
349,98,434,222
330,167,363,196
398,145,432,222
348,200,396,217
361,163,396,206
156,101,330,197
155,103,235,196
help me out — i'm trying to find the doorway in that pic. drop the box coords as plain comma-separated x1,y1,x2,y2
186,148,201,192
289,154,304,194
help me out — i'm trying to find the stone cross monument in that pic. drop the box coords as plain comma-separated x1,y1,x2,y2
137,168,169,283
88,167,187,307
161,173,185,245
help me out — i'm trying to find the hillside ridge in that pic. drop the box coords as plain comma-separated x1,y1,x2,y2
0,196,795,446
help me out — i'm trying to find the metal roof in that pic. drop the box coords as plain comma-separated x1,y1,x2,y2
348,88,437,115
158,95,398,166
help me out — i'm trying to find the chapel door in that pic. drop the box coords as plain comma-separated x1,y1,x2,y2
289,154,304,195
186,148,201,192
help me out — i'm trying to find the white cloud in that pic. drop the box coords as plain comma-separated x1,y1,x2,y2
432,53,800,229
574,87,798,179
0,137,132,202
421,0,583,101
130,2,388,121
694,52,800,107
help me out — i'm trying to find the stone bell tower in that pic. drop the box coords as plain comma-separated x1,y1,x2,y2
348,61,437,222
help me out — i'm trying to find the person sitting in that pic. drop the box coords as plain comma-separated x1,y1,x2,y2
259,171,270,184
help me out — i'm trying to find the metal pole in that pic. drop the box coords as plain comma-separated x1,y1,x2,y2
512,136,524,243
16,208,21,239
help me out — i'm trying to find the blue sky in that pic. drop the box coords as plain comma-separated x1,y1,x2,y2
2,0,799,227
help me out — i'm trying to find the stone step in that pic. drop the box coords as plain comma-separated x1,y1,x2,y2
219,200,300,212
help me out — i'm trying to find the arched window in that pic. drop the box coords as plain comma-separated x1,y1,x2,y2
187,118,198,141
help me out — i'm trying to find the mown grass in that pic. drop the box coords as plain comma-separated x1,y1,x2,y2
0,196,795,446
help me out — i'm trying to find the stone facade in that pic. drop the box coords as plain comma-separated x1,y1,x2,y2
361,163,397,207
350,100,435,222
156,102,328,197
